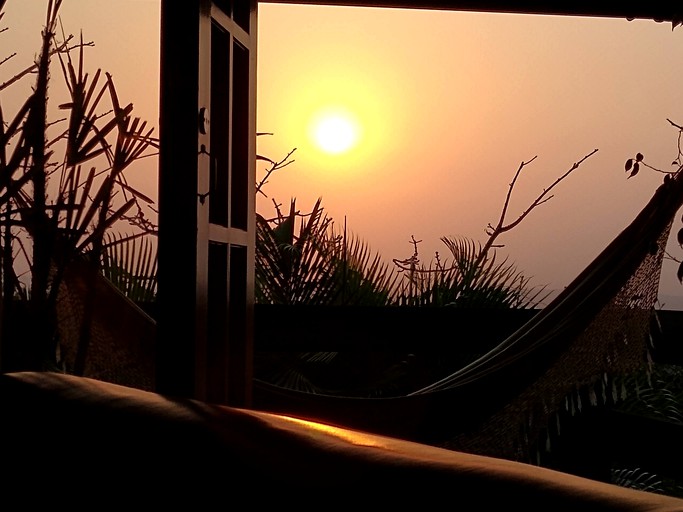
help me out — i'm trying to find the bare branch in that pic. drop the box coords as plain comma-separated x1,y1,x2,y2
488,155,538,239
478,148,598,266
390,149,596,299
256,147,296,197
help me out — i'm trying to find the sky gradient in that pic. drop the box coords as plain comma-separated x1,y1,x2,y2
3,1,683,308
257,4,683,309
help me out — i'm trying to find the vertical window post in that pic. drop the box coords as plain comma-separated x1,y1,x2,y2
158,0,256,406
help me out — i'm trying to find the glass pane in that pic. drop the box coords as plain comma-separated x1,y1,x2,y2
209,21,230,227
230,39,249,230
207,241,228,402
227,244,248,405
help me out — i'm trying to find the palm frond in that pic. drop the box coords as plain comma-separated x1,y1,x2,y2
394,236,548,308
100,231,157,303
255,198,398,306
615,363,683,425
611,466,665,493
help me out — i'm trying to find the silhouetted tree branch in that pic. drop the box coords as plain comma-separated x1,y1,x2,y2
478,148,599,267
394,149,599,279
256,145,296,198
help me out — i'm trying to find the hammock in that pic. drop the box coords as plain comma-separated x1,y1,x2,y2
253,170,683,462
53,169,683,463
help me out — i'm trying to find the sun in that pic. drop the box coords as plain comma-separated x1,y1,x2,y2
310,109,360,155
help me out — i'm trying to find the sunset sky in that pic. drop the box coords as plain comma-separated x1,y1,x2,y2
3,1,683,308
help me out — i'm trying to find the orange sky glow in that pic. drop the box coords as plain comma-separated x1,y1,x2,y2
3,1,683,308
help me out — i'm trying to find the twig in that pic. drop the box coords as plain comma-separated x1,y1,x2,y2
667,118,683,131
0,51,15,66
256,147,296,197
270,197,283,219
664,250,681,263
0,36,93,91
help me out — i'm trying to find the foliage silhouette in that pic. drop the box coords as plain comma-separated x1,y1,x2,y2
255,197,399,306
0,0,157,372
253,144,602,398
626,118,683,285
254,145,598,309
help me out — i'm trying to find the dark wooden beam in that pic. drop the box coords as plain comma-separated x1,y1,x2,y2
157,0,202,398
260,1,682,24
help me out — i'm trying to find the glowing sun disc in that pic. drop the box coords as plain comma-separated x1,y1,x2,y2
312,113,359,154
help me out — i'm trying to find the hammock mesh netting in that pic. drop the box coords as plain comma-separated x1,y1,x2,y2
57,260,157,392
442,225,671,462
